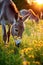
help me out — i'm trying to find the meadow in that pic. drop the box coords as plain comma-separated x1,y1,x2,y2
0,19,43,65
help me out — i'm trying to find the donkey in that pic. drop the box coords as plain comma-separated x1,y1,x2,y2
20,9,39,22
0,0,30,46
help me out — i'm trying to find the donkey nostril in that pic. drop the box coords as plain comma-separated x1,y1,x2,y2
15,29,18,32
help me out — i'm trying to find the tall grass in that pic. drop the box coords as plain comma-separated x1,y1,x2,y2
0,19,43,65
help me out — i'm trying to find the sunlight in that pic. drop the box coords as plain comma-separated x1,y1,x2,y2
27,0,31,4
35,0,43,4
26,0,33,5
27,0,43,5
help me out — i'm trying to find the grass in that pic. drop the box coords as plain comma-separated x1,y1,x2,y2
0,19,43,65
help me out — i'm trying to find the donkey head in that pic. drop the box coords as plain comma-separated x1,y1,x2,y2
11,16,24,38
11,13,29,38
11,13,29,46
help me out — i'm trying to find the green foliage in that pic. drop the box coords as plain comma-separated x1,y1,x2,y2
13,0,29,10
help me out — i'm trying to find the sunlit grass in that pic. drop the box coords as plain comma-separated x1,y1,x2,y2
0,19,43,65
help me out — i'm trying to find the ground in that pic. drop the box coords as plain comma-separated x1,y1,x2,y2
0,19,43,65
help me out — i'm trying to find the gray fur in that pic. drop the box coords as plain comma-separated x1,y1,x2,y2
0,0,29,44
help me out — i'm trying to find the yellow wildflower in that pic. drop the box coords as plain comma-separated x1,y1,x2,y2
29,55,34,58
23,61,30,65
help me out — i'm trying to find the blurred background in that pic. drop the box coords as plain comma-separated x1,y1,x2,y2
13,0,43,18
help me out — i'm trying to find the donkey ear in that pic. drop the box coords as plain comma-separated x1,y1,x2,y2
20,9,29,22
20,9,29,16
22,14,29,22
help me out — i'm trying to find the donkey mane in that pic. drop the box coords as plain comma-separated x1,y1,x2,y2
8,0,22,20
9,0,19,14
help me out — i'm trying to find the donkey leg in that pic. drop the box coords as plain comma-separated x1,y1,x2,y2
1,19,7,44
7,24,11,42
